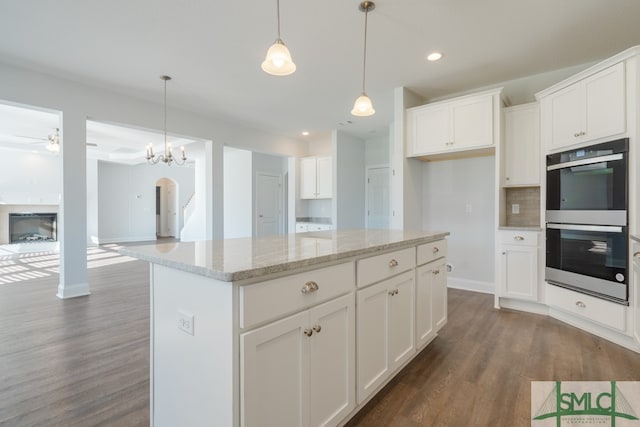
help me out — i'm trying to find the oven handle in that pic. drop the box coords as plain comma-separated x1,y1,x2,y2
546,153,623,171
547,223,623,233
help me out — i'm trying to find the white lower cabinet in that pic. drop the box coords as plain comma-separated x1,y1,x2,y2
241,293,355,427
356,270,415,404
498,231,540,302
633,243,640,346
416,258,447,349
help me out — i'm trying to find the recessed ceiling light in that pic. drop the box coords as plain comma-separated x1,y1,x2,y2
427,52,443,62
302,131,309,136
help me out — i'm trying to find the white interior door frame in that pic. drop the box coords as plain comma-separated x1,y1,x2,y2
365,164,391,229
255,172,283,237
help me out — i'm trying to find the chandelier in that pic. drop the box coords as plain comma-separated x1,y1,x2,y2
146,75,187,166
46,128,60,152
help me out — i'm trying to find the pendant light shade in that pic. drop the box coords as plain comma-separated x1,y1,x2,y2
262,0,296,76
351,1,375,117
262,39,296,76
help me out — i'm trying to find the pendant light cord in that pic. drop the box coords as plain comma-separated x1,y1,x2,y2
164,77,168,153
361,6,369,93
276,0,281,39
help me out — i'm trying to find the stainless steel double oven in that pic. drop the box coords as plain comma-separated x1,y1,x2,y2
545,138,629,304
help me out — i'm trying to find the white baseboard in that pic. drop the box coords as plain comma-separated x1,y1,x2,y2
57,281,91,299
448,276,494,294
94,235,158,245
498,297,550,316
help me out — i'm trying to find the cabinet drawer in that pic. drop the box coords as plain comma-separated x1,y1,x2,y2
240,262,354,329
546,284,626,332
357,247,415,288
417,240,447,265
308,223,332,231
499,230,539,246
295,223,308,233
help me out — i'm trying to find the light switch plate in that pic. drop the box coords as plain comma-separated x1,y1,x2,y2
512,204,520,214
178,310,194,336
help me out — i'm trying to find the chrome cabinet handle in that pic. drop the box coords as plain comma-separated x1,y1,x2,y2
301,281,319,293
312,325,322,333
502,251,506,255
432,247,439,254
304,328,313,337
433,269,439,275
575,301,586,309
514,236,524,241
388,259,399,268
388,289,399,296
633,252,640,258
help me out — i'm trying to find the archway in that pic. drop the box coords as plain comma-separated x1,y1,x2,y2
155,177,179,238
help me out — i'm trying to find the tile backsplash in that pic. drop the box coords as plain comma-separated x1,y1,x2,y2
505,187,540,227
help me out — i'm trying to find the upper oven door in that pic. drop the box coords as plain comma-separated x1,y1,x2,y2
546,139,628,225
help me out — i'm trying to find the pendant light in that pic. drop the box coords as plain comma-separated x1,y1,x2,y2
262,0,296,76
351,1,375,117
146,75,187,166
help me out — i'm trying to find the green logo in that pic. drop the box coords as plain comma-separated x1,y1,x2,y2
533,381,639,426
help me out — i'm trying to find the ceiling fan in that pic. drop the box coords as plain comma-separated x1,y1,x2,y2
13,128,98,151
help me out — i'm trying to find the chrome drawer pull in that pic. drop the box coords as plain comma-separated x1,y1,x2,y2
514,236,524,241
388,259,399,268
312,325,322,333
634,252,640,258
432,247,439,254
388,289,399,296
304,328,313,337
575,301,586,309
301,281,319,294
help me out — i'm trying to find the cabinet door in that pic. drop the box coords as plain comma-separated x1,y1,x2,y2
388,271,415,370
411,104,451,155
316,157,333,199
415,263,435,348
584,62,626,142
500,245,538,301
356,280,390,404
452,95,494,150
504,104,540,186
308,294,355,427
301,157,318,199
241,311,309,427
547,83,583,150
432,261,447,331
633,247,640,346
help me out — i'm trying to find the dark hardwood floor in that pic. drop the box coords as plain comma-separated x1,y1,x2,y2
1,248,638,426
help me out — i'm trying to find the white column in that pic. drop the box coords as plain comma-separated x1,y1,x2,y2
206,140,224,240
86,158,99,245
57,110,89,299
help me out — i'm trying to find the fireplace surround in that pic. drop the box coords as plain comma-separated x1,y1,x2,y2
8,213,58,243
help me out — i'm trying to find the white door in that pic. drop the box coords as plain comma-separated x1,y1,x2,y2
166,181,177,237
366,167,390,229
308,294,355,427
300,157,318,199
241,311,309,427
432,260,448,332
316,157,333,199
256,173,282,237
415,263,435,349
501,245,538,301
387,271,415,370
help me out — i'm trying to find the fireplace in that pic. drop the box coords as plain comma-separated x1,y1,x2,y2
9,213,58,243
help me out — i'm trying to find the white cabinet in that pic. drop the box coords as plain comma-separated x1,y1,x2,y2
296,222,333,233
497,231,539,302
541,62,625,151
416,258,447,349
301,156,332,199
241,293,355,427
356,270,415,403
503,103,540,186
406,89,499,157
633,243,640,346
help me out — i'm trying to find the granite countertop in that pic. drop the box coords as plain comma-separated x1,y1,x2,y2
631,234,640,243
119,229,449,282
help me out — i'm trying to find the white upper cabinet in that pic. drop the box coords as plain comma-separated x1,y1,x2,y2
503,103,540,186
301,156,332,199
406,88,500,158
541,62,626,151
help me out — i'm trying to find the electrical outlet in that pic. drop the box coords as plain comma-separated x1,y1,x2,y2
512,204,520,214
465,204,472,213
178,310,194,336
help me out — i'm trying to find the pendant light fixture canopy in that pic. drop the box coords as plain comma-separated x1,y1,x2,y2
262,0,296,76
351,1,375,117
146,75,187,166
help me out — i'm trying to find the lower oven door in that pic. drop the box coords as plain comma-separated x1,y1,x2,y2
546,223,628,303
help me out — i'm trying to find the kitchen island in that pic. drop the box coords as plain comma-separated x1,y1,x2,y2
121,229,449,427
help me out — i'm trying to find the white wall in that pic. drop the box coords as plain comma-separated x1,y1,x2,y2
96,161,195,243
333,131,366,229
422,156,495,292
365,131,390,167
223,148,252,238
0,149,60,205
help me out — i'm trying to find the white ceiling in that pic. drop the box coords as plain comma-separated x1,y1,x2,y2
1,0,640,143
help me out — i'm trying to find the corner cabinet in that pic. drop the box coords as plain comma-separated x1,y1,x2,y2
497,230,540,302
301,156,332,199
539,62,626,151
406,88,501,158
503,103,540,186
